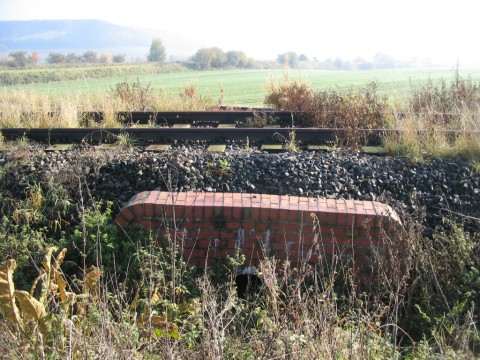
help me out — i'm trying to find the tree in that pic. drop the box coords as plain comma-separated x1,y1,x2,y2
99,53,112,64
191,47,226,69
66,53,80,63
112,54,126,63
209,47,226,68
226,50,248,67
277,52,299,68
8,51,28,67
191,47,253,69
321,58,335,70
47,52,66,64
334,57,346,70
191,48,212,69
148,38,166,62
299,54,309,62
373,52,395,69
30,52,39,65
354,56,373,70
82,51,98,63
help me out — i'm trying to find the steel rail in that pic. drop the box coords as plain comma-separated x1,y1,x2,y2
2,127,475,146
0,127,385,144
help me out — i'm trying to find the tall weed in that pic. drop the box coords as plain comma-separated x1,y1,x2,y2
410,69,480,122
385,71,480,162
110,78,154,111
264,77,390,147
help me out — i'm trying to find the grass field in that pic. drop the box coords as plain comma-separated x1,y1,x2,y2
4,67,480,106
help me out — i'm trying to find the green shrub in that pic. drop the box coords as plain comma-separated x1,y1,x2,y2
0,219,50,290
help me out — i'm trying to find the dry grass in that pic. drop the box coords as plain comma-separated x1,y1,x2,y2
384,73,480,163
384,111,480,162
265,75,391,148
0,89,78,128
0,80,216,128
265,70,480,162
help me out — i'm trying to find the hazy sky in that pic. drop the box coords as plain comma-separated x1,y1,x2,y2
0,0,479,65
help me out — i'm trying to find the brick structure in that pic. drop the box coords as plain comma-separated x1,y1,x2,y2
115,191,402,273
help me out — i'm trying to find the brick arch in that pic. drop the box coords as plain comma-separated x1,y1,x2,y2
115,191,403,272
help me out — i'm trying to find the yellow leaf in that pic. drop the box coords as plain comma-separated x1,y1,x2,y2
0,259,23,331
14,290,47,322
84,266,100,296
39,246,57,304
76,302,85,318
29,272,46,298
41,246,58,274
55,269,69,303
14,290,48,337
53,248,67,270
76,266,101,319
48,282,59,297
40,247,69,304
150,287,162,306
52,248,69,303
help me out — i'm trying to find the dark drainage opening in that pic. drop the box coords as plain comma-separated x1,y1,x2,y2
235,274,263,298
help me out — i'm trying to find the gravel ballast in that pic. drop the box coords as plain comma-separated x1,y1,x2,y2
1,144,479,235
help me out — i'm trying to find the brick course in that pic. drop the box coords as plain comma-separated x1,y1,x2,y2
116,191,403,271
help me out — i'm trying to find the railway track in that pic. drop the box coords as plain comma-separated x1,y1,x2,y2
1,111,474,150
0,110,375,146
0,127,386,147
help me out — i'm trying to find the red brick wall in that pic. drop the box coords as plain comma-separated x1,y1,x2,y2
115,191,402,272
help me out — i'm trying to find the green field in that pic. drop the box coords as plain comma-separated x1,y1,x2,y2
3,67,480,106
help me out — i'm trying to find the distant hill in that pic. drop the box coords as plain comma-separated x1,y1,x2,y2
0,19,195,60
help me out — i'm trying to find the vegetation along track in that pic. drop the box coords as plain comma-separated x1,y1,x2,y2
2,111,476,148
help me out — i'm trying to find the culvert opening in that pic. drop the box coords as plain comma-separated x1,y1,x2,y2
235,274,263,298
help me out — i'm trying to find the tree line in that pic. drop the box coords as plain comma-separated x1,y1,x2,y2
276,51,435,70
1,50,126,68
1,51,40,68
46,51,126,65
189,47,254,70
147,38,255,69
2,37,434,70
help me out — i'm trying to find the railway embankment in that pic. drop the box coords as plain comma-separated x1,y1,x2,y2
1,144,478,235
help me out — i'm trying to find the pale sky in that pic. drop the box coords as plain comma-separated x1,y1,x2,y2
0,0,479,65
